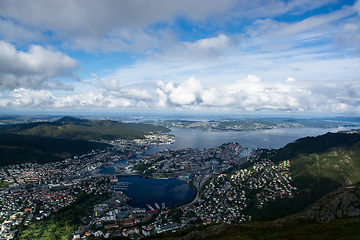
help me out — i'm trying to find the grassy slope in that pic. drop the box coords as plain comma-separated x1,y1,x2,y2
163,216,360,240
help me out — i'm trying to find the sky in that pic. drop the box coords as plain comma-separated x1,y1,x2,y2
0,0,359,116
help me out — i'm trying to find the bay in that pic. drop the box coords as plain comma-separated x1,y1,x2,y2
116,176,194,209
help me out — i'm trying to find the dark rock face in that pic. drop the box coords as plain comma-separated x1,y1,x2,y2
300,182,360,222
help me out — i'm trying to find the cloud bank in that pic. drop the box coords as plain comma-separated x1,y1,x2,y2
1,76,359,114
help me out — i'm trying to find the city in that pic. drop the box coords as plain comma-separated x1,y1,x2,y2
0,132,299,239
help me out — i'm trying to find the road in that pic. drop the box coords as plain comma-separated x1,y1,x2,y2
183,172,214,208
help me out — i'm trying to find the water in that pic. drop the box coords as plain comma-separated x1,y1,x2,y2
146,127,353,154
116,176,194,209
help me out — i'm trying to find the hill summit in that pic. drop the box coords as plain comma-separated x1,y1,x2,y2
55,116,90,125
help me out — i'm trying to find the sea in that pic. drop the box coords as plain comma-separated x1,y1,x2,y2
99,126,354,209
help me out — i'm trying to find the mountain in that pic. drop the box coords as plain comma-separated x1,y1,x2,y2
244,132,360,221
298,181,360,222
0,116,170,166
0,116,170,141
0,134,111,166
170,183,360,240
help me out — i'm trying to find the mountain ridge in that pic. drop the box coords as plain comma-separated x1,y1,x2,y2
0,116,170,141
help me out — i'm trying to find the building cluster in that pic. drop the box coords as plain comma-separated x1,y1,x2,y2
185,174,249,225
0,143,139,239
101,134,175,155
0,135,176,239
71,198,186,239
180,158,296,225
133,142,248,177
0,164,114,240
154,119,309,131
231,159,296,208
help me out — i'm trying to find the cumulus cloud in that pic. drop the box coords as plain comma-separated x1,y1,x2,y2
152,75,360,113
157,77,203,105
0,89,137,109
0,88,56,108
0,41,79,90
1,76,359,114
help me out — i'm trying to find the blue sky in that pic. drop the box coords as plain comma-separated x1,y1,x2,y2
0,0,359,116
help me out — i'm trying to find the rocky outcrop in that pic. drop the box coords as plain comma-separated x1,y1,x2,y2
300,181,360,222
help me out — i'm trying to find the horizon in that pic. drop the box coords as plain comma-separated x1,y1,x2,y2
1,113,360,123
0,0,359,115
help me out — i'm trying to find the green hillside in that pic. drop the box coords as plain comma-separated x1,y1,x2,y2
158,183,360,240
270,132,360,164
0,134,110,166
0,116,170,141
155,216,360,240
244,132,360,221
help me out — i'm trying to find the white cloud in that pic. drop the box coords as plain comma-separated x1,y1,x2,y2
155,88,168,107
1,76,359,114
121,89,152,100
335,21,360,53
0,41,79,90
0,0,239,53
101,79,120,91
0,0,342,53
0,19,45,43
157,77,203,105
0,0,359,116
0,88,56,108
179,34,234,59
286,77,295,81
354,0,360,14
245,6,355,50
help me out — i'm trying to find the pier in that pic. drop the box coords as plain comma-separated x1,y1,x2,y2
146,204,155,211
